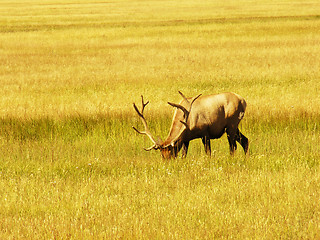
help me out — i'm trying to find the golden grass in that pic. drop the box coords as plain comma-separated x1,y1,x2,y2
1,0,320,118
1,0,320,239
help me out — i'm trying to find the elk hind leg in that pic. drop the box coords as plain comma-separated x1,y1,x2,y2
226,128,237,155
235,129,249,154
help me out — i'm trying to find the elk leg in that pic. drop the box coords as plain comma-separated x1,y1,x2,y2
181,142,189,158
226,128,237,155
235,129,249,154
202,135,211,156
227,136,237,155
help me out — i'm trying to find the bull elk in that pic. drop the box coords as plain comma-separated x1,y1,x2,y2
133,91,249,159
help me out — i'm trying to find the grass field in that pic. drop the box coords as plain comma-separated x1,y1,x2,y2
1,0,320,239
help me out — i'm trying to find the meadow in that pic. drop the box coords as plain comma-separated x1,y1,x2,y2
1,0,320,239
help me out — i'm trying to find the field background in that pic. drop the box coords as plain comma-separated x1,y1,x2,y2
1,0,320,239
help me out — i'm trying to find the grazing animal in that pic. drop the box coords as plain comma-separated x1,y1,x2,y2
133,91,248,159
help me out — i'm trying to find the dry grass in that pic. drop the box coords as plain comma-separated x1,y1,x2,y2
1,0,320,118
0,0,320,239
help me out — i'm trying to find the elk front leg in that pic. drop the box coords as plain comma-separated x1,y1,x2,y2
202,135,211,156
181,141,189,158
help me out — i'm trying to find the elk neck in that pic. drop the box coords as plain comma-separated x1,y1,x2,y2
162,110,188,147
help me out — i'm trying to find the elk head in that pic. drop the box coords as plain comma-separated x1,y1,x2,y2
132,91,201,159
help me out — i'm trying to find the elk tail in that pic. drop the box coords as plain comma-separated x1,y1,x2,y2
238,112,245,120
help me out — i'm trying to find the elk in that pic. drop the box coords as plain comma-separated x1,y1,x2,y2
133,91,248,159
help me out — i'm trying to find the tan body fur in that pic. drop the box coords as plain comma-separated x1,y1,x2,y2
133,92,248,159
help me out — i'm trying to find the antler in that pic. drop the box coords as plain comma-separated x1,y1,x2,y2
165,91,201,147
168,91,201,125
167,102,189,119
132,96,160,150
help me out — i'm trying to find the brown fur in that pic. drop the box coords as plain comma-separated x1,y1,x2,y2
133,92,249,159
